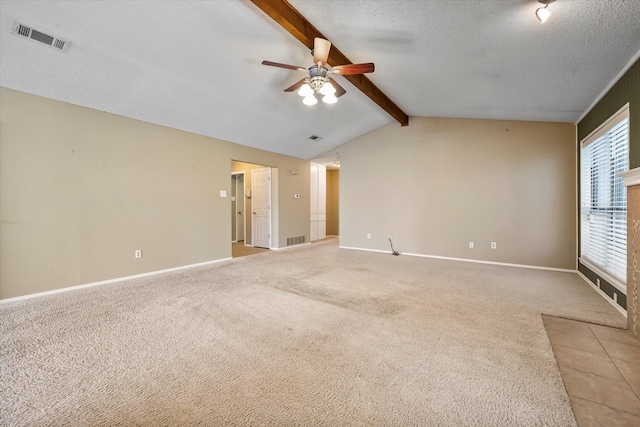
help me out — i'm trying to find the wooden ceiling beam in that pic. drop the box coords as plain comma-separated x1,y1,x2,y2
250,0,409,127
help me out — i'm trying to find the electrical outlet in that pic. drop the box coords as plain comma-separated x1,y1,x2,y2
135,250,142,259
367,233,371,239
469,242,474,249
491,242,497,249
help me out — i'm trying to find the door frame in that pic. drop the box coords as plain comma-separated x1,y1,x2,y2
231,171,246,244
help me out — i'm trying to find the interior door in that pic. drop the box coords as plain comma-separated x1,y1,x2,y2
252,167,271,249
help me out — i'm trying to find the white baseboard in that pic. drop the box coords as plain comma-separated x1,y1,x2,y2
0,257,233,304
270,243,311,251
340,246,389,255
339,246,576,273
577,271,627,317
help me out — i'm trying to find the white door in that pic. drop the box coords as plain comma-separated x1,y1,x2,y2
252,167,271,249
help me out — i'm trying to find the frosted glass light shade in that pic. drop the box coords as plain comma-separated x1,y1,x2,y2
322,94,338,104
303,95,318,105
298,83,313,97
319,82,336,96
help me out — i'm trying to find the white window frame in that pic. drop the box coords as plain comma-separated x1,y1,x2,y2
579,104,629,293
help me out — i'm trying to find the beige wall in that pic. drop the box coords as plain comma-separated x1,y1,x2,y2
0,88,310,299
335,117,577,270
326,169,339,236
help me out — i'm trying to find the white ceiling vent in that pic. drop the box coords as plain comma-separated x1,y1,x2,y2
12,21,69,53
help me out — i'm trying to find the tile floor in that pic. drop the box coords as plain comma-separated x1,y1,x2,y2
543,315,640,427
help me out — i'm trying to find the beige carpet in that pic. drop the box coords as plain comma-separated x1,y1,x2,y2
0,239,626,426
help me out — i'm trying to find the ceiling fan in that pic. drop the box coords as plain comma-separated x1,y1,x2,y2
262,37,375,105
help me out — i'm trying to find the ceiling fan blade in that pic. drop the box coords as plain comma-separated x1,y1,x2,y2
329,78,346,97
284,79,306,92
262,60,306,71
331,63,375,75
313,38,331,66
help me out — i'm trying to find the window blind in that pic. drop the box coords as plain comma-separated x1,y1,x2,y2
580,108,629,284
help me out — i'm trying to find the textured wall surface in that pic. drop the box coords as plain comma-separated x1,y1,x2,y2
0,88,310,299
578,60,639,168
336,117,577,269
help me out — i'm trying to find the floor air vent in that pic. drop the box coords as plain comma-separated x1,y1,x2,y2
12,21,69,52
286,236,306,246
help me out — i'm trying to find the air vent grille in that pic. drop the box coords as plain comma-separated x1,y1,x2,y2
286,236,306,246
12,21,69,52
16,23,30,37
31,29,54,45
53,39,67,50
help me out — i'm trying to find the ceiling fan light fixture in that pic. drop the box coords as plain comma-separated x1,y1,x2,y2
322,94,338,104
535,0,555,23
302,95,318,106
297,83,313,97
262,38,375,108
319,81,336,96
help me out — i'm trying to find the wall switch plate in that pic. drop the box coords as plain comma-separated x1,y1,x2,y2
469,242,474,249
367,233,371,239
220,190,227,197
135,250,142,259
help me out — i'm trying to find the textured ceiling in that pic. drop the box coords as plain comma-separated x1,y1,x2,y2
1,0,639,160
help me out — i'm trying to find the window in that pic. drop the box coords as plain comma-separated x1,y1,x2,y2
580,106,629,285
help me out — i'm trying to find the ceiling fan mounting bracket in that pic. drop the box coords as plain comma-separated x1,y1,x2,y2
307,65,329,92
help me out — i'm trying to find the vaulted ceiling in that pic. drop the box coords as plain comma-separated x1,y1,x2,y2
1,1,639,160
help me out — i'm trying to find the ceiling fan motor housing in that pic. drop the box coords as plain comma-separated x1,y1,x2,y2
307,65,329,92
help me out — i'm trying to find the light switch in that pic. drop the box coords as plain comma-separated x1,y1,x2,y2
220,190,227,197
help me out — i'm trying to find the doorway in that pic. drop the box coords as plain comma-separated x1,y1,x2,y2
326,168,339,236
231,172,245,243
231,160,275,257
252,167,271,249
